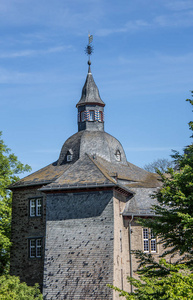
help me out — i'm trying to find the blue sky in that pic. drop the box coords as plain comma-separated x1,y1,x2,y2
0,0,193,174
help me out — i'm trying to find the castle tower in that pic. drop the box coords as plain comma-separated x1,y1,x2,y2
77,61,105,132
10,38,161,299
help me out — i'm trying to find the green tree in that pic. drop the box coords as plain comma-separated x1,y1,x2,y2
0,131,31,274
109,92,193,299
0,275,43,299
110,258,193,300
144,158,174,173
140,97,193,261
0,133,42,298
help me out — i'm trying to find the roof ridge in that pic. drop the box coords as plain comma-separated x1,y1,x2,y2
86,154,117,184
47,155,86,184
40,154,115,191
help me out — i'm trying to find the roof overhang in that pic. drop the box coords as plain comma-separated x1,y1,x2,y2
76,102,105,108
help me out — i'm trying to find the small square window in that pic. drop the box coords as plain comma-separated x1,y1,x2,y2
67,154,73,162
29,198,42,217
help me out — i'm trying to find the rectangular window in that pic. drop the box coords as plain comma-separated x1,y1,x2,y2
30,199,36,217
29,238,42,258
36,199,42,216
89,110,95,121
99,111,103,122
143,228,157,253
81,111,85,122
143,228,149,252
30,239,36,257
150,231,156,252
29,198,42,217
78,112,80,122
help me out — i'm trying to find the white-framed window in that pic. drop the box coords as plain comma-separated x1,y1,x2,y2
115,150,121,162
29,238,42,258
29,198,42,217
150,231,156,252
143,228,157,253
67,154,73,162
66,149,73,162
89,110,95,121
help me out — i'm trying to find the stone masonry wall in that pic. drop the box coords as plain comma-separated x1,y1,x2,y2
113,191,131,299
10,187,46,287
43,190,114,300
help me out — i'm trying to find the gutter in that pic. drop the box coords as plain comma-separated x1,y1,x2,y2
39,182,116,192
128,214,134,293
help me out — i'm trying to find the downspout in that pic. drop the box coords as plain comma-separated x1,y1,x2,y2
128,214,134,293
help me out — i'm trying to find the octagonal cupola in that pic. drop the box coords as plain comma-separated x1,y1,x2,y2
76,61,105,132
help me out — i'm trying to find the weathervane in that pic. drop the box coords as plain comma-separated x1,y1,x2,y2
85,33,93,65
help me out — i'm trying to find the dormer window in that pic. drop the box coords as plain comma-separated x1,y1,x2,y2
67,155,72,162
115,150,121,162
67,149,73,162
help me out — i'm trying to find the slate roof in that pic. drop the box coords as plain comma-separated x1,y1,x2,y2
10,152,161,191
10,162,69,188
76,65,105,107
123,187,159,216
91,156,161,188
58,130,128,166
40,154,116,191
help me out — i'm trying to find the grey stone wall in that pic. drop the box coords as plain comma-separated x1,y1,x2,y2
10,188,46,287
43,190,114,300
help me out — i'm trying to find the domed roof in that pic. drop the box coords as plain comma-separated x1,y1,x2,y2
57,130,127,166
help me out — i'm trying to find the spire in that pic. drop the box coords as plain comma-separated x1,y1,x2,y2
76,35,105,132
76,35,105,108
76,61,105,108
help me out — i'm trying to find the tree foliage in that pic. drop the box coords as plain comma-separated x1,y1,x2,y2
0,133,42,298
0,131,31,274
140,96,193,261
109,258,193,299
109,92,193,299
144,158,174,173
0,275,43,299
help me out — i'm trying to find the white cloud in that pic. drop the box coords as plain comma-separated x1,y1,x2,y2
0,67,50,84
154,11,193,28
165,0,193,11
33,149,59,153
0,45,72,58
0,0,104,32
118,52,193,66
96,3,193,37
96,19,149,36
125,146,182,152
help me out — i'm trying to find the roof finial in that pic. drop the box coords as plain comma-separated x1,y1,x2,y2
85,33,94,68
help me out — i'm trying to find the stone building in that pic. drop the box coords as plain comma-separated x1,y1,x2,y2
10,60,161,299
